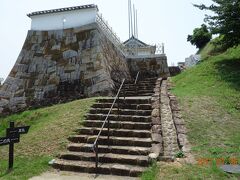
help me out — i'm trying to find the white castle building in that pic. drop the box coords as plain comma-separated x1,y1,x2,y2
28,4,98,31
27,4,164,57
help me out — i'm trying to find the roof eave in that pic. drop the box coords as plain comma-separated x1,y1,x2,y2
27,4,98,18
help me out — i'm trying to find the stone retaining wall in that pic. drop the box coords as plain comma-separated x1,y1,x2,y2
149,78,163,161
160,79,179,160
150,78,194,163
168,80,195,163
127,56,170,78
0,23,131,114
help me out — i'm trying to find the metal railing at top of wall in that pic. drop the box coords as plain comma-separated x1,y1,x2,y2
95,13,165,56
96,13,126,55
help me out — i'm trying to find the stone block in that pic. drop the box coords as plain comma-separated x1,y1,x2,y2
174,117,185,125
151,133,162,143
176,125,187,134
9,97,26,107
151,125,162,133
64,64,76,73
148,153,158,161
63,50,78,59
0,99,9,107
172,111,182,118
152,117,161,125
151,143,163,156
170,99,180,111
48,75,60,85
152,101,160,109
151,108,159,117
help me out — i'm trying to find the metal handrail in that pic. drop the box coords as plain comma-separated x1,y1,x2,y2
134,72,140,84
92,78,125,170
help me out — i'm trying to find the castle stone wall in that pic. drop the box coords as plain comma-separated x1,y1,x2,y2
127,55,170,78
0,23,130,114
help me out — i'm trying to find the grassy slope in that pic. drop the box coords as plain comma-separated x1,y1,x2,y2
0,98,96,180
142,45,240,180
172,46,240,157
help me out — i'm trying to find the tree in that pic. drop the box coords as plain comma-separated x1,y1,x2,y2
194,0,240,48
187,24,212,49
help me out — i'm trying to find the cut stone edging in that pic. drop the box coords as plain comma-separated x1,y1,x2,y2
167,78,195,164
160,79,179,161
149,77,195,164
149,78,163,161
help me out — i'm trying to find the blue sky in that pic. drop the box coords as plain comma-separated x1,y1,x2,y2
0,0,213,79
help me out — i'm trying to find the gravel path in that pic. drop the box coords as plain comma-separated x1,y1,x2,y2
30,171,139,180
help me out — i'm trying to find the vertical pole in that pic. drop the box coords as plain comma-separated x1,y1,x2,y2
130,0,133,37
107,117,110,146
117,95,120,120
133,4,136,37
162,43,165,54
136,10,138,38
95,142,98,172
123,84,126,103
128,0,131,38
8,121,14,171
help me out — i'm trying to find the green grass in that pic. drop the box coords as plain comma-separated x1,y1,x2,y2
142,162,236,180
141,163,159,180
170,45,240,179
142,44,240,179
198,36,225,59
0,98,97,180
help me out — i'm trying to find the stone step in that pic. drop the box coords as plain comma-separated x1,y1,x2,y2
141,78,158,81
120,93,154,97
85,114,151,123
68,135,152,147
77,127,151,138
68,143,150,156
137,83,156,87
53,159,147,177
83,120,151,130
119,92,153,96
89,108,152,116
59,152,149,167
92,103,151,110
98,98,151,104
120,90,154,94
138,80,156,83
122,86,155,91
123,87,155,90
123,83,155,88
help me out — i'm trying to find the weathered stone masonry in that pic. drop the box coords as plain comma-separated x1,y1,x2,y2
0,23,131,114
150,77,193,162
127,56,169,78
168,80,195,163
149,78,164,161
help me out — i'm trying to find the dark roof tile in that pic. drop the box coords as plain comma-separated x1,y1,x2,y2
27,4,98,17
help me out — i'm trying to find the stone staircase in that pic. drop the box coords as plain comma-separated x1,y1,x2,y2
52,77,159,177
120,77,157,97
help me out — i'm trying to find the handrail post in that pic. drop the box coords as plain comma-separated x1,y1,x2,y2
95,142,98,172
136,85,138,96
107,118,110,146
134,72,140,96
117,94,120,120
123,83,126,104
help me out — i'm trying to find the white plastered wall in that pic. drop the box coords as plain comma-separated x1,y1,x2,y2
30,8,97,30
